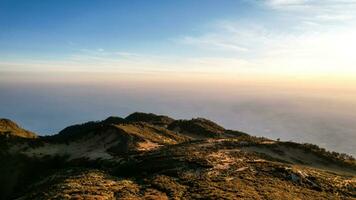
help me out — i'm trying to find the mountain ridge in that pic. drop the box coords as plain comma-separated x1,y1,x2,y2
0,112,355,200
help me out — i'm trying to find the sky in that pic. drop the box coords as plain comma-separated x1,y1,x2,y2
1,0,356,155
1,0,356,79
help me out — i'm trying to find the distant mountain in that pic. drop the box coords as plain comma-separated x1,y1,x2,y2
0,113,355,200
0,118,37,138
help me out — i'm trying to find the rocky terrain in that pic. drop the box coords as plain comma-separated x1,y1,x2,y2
0,112,355,200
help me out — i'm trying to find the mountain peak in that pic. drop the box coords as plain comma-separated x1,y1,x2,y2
103,116,127,124
167,117,226,138
125,112,174,126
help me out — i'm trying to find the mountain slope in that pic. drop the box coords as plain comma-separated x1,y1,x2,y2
0,113,355,200
14,139,356,199
0,119,37,139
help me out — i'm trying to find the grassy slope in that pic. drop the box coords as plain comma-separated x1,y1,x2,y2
0,119,37,139
0,113,355,200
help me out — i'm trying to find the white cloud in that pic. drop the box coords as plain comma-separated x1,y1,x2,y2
181,35,249,52
178,15,356,76
266,0,356,7
172,0,356,77
264,0,356,23
115,52,141,57
267,0,308,6
316,14,353,21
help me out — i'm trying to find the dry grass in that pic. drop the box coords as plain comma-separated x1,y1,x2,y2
1,113,355,199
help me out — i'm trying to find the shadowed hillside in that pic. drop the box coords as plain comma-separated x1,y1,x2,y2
0,113,355,200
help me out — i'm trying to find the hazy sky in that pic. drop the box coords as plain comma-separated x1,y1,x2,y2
1,0,356,79
1,1,356,155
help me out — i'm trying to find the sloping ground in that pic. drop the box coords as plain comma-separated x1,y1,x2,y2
15,139,356,200
0,119,37,138
115,122,190,145
15,169,154,200
168,118,248,139
0,113,355,200
242,143,356,175
15,123,190,160
22,127,120,160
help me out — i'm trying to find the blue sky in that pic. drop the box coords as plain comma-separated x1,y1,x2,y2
1,0,356,78
0,1,254,57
